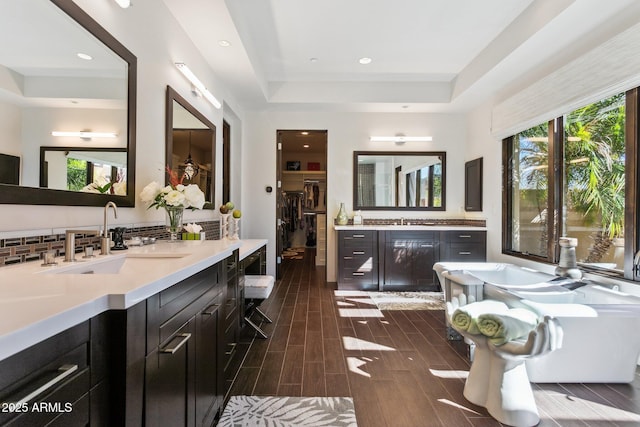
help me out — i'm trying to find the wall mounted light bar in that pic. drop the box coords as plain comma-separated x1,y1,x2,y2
370,136,433,142
52,131,118,138
175,62,222,109
114,0,132,8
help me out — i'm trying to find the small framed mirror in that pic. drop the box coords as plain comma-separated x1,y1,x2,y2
354,151,446,211
165,86,216,208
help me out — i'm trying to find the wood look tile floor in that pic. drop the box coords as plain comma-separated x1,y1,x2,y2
229,250,640,426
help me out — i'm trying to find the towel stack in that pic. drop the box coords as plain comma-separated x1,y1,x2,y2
451,300,539,345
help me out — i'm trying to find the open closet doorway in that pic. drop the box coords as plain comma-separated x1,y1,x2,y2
276,130,328,279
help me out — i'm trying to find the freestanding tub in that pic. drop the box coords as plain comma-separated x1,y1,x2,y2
434,262,640,383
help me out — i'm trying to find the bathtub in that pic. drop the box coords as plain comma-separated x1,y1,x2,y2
434,262,640,383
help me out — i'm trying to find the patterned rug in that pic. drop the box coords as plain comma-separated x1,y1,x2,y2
218,396,357,426
367,291,445,311
282,247,305,260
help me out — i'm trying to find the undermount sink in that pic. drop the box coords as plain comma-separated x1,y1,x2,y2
40,252,190,275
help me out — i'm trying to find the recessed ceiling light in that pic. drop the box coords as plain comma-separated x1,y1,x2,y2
309,58,318,63
218,40,231,47
303,144,310,148
402,105,409,109
359,57,372,65
77,53,92,60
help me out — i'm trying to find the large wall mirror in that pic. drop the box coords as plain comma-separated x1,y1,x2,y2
354,151,446,211
165,86,216,209
0,0,136,206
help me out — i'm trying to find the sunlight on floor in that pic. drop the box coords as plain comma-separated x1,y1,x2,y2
437,398,482,415
534,391,640,423
338,308,384,318
334,290,369,297
429,368,469,380
342,336,396,351
347,356,371,378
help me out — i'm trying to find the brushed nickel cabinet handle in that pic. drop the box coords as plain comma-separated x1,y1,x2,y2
458,235,472,238
225,342,237,356
459,251,472,255
419,244,434,248
5,364,78,407
352,251,365,255
352,234,365,238
352,272,365,276
161,333,191,354
202,303,221,316
343,256,353,260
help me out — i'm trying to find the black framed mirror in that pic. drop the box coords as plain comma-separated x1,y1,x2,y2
165,86,216,209
0,0,136,206
354,151,446,211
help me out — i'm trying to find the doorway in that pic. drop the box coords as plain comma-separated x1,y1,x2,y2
276,130,328,278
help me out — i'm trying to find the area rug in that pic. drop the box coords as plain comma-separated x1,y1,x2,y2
218,395,357,426
282,247,305,260
367,291,445,311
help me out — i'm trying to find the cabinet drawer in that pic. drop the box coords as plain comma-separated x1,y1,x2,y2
341,231,375,246
447,242,486,261
445,231,485,243
152,281,223,352
341,246,375,260
341,268,376,282
0,346,90,426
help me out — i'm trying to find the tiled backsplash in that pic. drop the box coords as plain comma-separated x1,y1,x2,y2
0,220,220,267
334,218,487,227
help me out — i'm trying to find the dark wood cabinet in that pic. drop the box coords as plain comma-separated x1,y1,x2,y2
465,158,483,212
337,228,486,291
144,262,225,427
0,317,110,427
441,230,487,262
382,231,439,291
337,230,378,290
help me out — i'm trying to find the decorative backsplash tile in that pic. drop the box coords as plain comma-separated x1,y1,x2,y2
0,220,221,267
333,217,486,227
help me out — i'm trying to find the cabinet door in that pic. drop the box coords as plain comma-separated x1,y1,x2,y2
195,296,223,427
383,239,413,289
145,321,195,427
413,241,439,291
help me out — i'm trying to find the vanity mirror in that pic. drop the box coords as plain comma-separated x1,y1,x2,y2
165,86,216,208
0,0,136,206
354,151,446,210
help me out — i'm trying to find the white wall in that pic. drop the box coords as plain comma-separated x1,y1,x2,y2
241,111,468,280
0,0,244,233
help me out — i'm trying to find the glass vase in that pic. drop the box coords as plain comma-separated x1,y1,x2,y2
336,202,348,225
165,206,184,242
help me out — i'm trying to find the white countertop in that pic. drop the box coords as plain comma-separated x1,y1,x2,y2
334,224,487,231
238,239,268,261
0,239,254,362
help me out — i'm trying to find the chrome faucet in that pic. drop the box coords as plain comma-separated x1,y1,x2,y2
65,229,100,262
101,202,118,255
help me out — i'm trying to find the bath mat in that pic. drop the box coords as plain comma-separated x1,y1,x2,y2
218,395,357,426
367,291,445,311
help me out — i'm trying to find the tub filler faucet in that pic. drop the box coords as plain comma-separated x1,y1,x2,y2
101,201,118,255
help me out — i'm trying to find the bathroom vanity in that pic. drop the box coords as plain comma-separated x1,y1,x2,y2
336,225,486,291
0,239,266,426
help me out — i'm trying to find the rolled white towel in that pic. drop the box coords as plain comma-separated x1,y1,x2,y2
477,308,539,345
451,300,510,335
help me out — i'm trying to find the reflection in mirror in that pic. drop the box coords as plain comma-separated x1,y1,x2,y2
0,0,136,206
40,147,127,194
166,86,216,208
354,151,446,211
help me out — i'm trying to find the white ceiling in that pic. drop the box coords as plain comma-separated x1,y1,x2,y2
165,0,640,113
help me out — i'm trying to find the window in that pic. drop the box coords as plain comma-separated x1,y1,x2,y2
503,90,637,279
